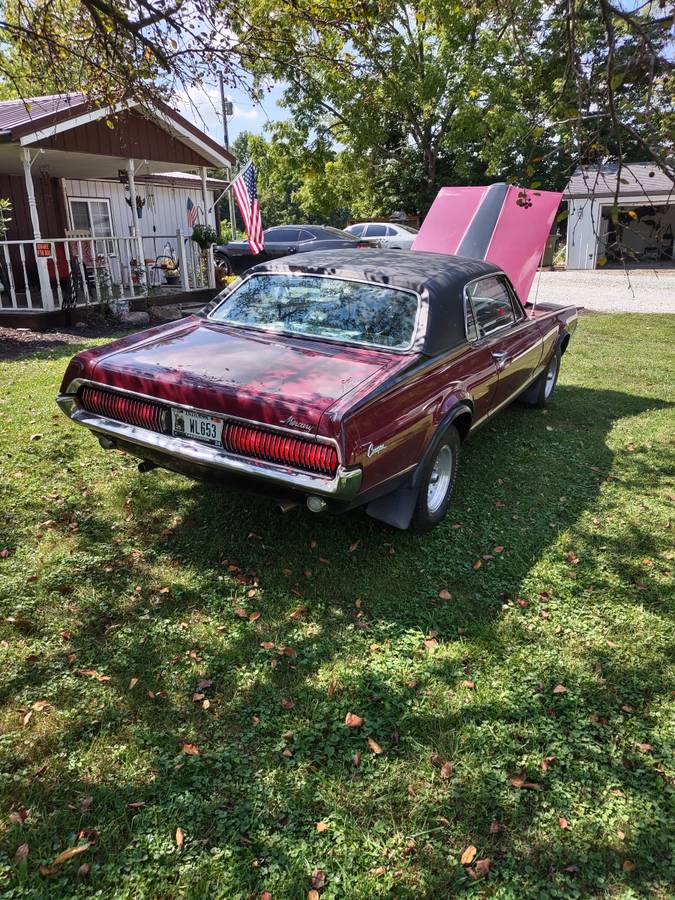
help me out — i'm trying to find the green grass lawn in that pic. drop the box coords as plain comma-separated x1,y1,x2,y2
0,313,673,898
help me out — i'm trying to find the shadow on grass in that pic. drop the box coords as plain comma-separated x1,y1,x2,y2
2,383,673,896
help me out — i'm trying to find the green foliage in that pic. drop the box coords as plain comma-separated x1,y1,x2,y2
190,224,218,251
229,129,383,227
0,314,674,895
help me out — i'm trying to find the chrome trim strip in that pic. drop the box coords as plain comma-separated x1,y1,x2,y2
56,397,362,501
64,378,342,460
206,270,424,354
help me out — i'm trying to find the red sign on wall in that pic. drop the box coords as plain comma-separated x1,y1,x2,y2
36,242,52,258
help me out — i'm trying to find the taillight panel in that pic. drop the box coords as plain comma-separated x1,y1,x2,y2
223,421,338,476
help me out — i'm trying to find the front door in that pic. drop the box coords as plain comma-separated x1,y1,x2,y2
466,275,543,409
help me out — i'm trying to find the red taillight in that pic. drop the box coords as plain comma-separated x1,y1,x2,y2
223,422,338,476
78,386,167,433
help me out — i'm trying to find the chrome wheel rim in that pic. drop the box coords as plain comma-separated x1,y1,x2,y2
544,355,558,399
427,444,452,513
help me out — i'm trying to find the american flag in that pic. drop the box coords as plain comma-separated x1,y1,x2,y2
231,162,263,254
186,197,199,228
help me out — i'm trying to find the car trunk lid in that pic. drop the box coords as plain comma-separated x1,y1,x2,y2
90,317,403,435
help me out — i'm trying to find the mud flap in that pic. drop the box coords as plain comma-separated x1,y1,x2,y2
365,484,419,530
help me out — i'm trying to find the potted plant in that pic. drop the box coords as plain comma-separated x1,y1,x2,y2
162,257,181,285
191,224,218,252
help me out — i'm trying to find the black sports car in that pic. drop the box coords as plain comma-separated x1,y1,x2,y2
214,225,372,275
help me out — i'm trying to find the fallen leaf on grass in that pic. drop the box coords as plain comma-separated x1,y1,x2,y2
552,684,568,695
489,819,500,834
308,892,319,900
13,843,29,863
52,843,90,866
622,860,636,872
472,560,482,570
281,698,295,710
9,808,28,826
260,641,275,650
78,863,90,877
440,762,454,779
510,774,543,791
234,608,248,619
316,821,327,833
475,858,491,876
494,545,505,554
249,611,262,622
289,606,307,620
344,712,363,728
353,751,361,767
81,796,93,812
260,893,272,900
128,677,138,690
31,700,51,712
367,737,383,754
635,742,653,753
424,637,438,649
438,589,452,600
39,865,58,877
559,817,569,829
175,827,185,849
460,845,477,865
462,680,475,690
181,742,200,755
310,869,326,889
22,711,32,727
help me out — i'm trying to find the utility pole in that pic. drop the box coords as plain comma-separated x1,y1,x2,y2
219,73,238,241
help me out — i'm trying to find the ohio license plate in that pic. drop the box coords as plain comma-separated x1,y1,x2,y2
172,408,223,446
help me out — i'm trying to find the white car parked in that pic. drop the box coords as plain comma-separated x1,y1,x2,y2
344,221,418,249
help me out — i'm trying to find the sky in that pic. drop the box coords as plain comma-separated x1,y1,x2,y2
175,80,289,157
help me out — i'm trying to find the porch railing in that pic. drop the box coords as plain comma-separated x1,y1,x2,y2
0,231,216,313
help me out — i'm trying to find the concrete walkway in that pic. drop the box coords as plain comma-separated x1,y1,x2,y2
527,269,675,313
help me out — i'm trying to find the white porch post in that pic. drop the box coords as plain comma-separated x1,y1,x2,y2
21,147,55,310
127,158,147,291
201,166,216,288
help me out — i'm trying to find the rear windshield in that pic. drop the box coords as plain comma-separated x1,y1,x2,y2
209,273,419,350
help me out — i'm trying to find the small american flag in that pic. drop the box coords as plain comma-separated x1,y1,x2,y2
231,163,263,254
186,197,199,228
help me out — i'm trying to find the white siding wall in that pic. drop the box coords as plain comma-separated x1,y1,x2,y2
62,177,216,251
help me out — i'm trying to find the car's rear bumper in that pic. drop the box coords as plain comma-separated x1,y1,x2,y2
56,394,362,502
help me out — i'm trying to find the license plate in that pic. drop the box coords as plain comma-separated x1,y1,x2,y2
172,408,223,446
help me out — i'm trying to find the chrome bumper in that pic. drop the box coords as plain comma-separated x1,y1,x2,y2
56,393,362,501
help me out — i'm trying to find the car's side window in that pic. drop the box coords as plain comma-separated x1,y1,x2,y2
347,224,365,237
385,226,398,236
269,228,299,243
299,230,316,243
466,276,516,336
464,294,480,342
366,224,388,237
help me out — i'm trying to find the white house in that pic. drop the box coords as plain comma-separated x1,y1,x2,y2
564,163,674,269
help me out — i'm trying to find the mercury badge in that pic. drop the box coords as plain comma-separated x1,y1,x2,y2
281,415,313,433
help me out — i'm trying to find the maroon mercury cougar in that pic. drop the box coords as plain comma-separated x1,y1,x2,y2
58,185,578,531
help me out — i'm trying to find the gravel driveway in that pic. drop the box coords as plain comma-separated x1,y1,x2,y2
527,268,675,313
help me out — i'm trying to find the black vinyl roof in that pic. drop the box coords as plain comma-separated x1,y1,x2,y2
249,249,503,355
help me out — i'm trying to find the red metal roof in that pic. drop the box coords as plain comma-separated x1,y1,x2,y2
0,93,88,135
0,92,234,167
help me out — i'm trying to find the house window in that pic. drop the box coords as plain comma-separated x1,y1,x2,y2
68,198,115,254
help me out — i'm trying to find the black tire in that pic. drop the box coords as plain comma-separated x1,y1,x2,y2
521,347,561,408
214,253,232,275
410,425,461,533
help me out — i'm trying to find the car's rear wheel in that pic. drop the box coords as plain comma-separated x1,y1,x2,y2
410,425,460,533
531,347,561,408
214,253,232,275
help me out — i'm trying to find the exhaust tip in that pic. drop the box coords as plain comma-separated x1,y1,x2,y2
275,500,298,514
